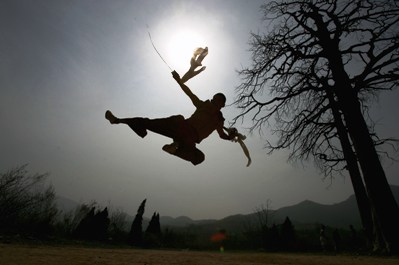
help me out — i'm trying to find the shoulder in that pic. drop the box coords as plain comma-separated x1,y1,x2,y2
195,99,209,108
218,111,225,122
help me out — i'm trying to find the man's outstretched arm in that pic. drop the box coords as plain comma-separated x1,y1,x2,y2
217,126,234,141
172,71,202,107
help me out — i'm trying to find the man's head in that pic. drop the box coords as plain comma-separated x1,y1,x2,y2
212,93,226,108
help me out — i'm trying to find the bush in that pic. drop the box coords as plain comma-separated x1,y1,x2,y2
0,165,58,237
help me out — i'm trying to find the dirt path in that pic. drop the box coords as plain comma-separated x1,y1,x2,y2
1,244,398,265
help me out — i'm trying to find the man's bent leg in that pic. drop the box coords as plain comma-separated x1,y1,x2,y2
166,146,205,166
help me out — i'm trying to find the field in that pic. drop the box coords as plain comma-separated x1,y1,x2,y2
1,244,398,265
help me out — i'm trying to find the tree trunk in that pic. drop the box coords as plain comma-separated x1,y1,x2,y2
313,10,399,252
326,88,374,248
345,108,399,253
330,58,399,253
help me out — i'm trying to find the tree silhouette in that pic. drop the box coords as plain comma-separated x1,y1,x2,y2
145,212,162,247
146,212,161,236
74,206,110,241
129,198,146,246
92,207,110,241
235,0,399,253
108,208,129,241
267,224,280,251
0,165,58,236
280,217,295,250
74,207,95,239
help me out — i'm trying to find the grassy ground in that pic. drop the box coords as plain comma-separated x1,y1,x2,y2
1,243,398,265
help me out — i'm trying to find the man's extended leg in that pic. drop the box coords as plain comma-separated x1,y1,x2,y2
106,110,184,140
106,110,147,138
138,115,185,140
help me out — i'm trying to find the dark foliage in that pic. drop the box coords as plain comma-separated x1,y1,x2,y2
73,207,110,241
146,212,161,235
0,167,376,252
0,165,58,237
280,217,296,250
129,198,146,246
144,212,162,247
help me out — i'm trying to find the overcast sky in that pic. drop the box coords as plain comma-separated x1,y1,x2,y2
1,0,398,220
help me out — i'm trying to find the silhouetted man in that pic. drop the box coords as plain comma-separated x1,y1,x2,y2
105,70,234,165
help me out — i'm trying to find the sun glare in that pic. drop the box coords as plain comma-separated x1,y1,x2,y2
166,29,207,71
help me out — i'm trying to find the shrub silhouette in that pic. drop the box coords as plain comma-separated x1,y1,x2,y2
0,165,58,237
129,199,146,246
145,212,162,247
73,207,110,241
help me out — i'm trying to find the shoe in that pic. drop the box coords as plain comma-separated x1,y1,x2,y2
105,110,118,124
162,143,178,155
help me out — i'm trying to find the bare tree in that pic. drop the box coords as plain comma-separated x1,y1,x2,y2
108,208,129,241
234,0,399,253
254,200,273,231
0,164,58,235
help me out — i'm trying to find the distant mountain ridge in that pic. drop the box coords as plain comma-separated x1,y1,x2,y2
274,185,399,228
160,185,399,230
56,185,399,230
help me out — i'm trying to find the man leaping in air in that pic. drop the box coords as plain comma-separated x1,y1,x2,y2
105,48,235,165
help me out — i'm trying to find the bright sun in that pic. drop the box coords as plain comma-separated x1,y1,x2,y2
165,29,207,71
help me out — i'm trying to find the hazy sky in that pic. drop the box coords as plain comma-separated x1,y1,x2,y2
1,0,398,220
